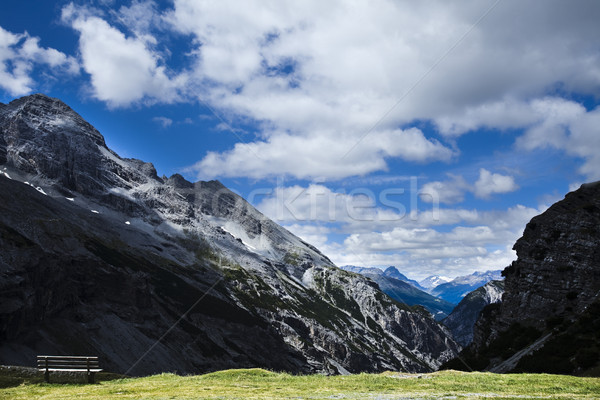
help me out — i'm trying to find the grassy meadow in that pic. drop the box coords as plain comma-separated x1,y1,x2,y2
1,367,599,399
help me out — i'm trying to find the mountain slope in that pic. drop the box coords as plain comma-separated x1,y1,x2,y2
442,280,504,346
340,266,455,320
0,94,459,375
431,270,503,305
442,182,600,375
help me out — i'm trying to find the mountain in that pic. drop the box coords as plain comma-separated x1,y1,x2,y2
419,275,452,291
431,270,503,305
442,182,600,375
340,266,455,320
342,266,425,291
0,94,459,375
381,266,426,291
442,280,504,347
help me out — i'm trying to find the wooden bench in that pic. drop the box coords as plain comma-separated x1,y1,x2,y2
37,355,102,383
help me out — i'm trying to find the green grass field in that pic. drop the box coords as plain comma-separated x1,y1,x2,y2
1,367,599,399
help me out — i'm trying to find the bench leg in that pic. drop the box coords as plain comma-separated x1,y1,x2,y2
44,370,49,383
88,372,95,384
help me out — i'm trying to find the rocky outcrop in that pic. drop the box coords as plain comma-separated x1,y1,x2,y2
443,182,600,375
0,94,459,375
442,280,504,347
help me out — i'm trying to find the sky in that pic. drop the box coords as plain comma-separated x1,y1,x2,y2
1,0,599,280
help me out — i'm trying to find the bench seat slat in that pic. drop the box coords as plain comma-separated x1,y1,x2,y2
38,365,100,368
37,355,99,359
37,360,99,364
38,362,99,365
37,358,98,364
38,368,103,372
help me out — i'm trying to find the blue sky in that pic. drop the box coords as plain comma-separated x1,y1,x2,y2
1,0,599,279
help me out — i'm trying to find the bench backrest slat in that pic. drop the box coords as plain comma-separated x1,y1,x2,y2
37,356,100,371
37,359,100,364
37,356,99,360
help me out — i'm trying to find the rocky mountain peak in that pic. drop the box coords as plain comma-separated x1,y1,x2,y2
166,173,194,189
3,93,105,145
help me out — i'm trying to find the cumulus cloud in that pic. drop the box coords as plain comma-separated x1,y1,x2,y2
62,3,186,107
473,168,518,198
192,127,454,180
333,203,541,279
35,1,599,180
0,25,79,96
435,96,600,181
420,168,518,204
516,101,600,180
167,0,600,180
254,182,424,229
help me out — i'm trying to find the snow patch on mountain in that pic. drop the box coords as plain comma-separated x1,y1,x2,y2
419,275,452,290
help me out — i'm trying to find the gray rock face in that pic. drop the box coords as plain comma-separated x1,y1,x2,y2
472,183,600,351
0,94,459,375
442,182,600,375
442,280,504,347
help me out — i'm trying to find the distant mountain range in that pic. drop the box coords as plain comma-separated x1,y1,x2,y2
341,266,454,320
430,270,503,305
342,266,504,311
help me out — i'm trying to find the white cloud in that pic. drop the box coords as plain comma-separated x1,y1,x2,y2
27,1,597,180
420,168,518,204
433,95,600,181
331,203,540,279
515,100,600,180
62,3,186,107
0,25,79,96
152,116,173,128
166,0,600,180
191,127,454,180
473,168,519,199
420,174,469,204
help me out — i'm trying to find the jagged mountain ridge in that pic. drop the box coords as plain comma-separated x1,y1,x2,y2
442,280,504,347
341,266,424,291
430,270,503,305
340,266,455,320
443,182,600,375
0,94,459,375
